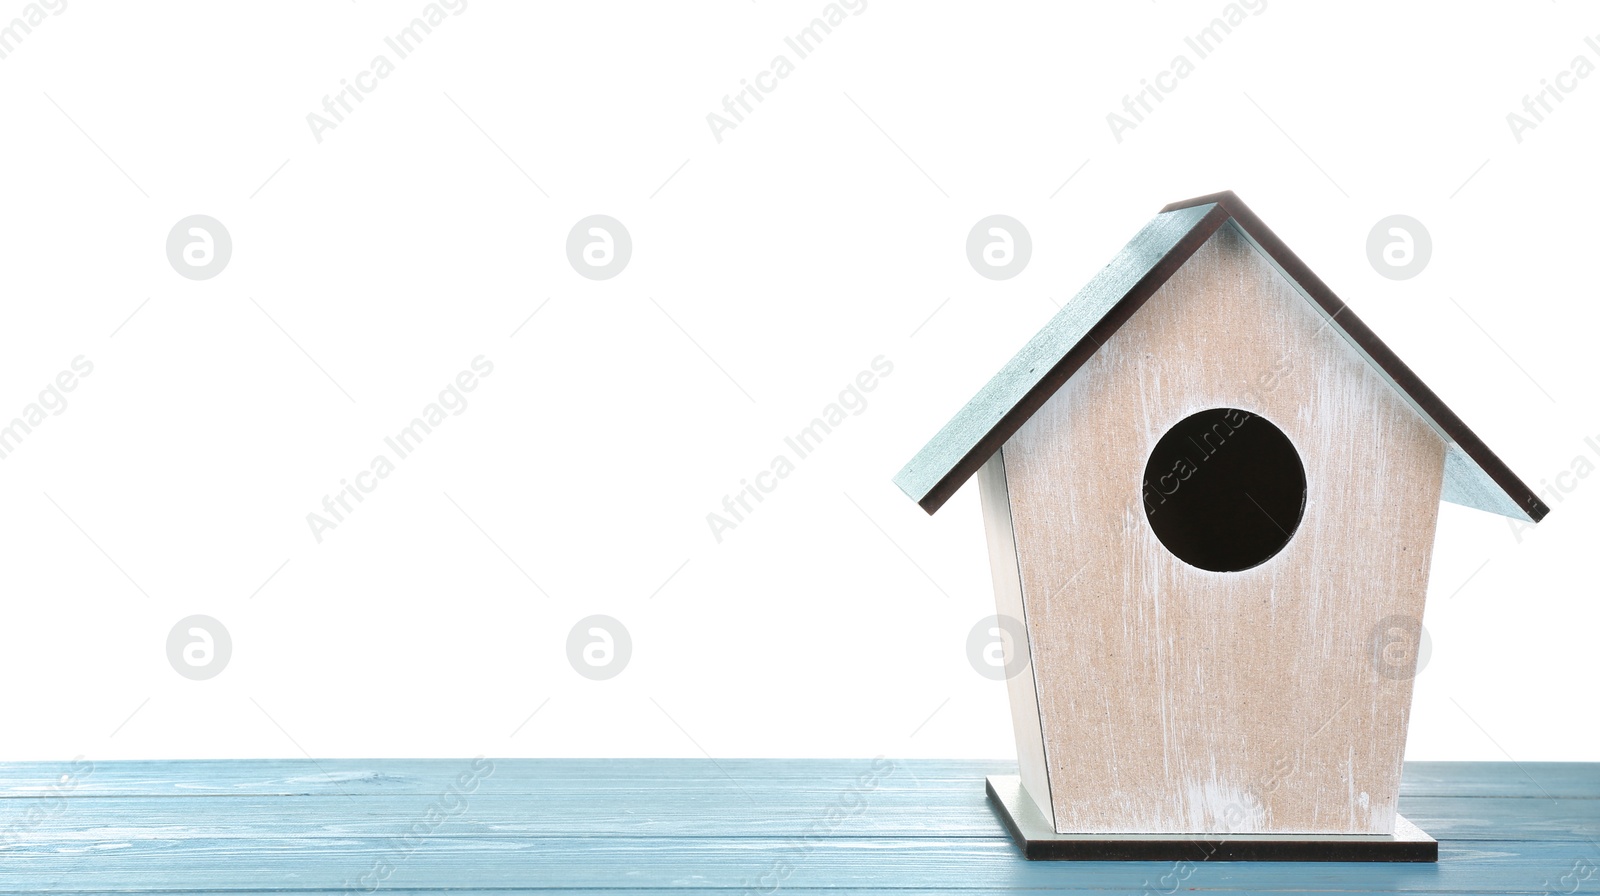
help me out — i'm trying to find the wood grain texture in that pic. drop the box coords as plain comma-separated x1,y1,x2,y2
996,222,1447,835
977,452,1054,828
2,758,1590,796
0,759,1594,892
986,776,1438,862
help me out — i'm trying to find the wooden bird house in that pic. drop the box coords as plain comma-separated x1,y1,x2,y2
894,191,1548,861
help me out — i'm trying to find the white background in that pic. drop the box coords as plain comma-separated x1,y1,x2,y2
0,1,1594,764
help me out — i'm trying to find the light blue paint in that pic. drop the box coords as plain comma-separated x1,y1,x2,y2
0,759,1592,891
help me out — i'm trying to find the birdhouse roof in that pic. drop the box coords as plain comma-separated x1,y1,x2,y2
893,191,1548,523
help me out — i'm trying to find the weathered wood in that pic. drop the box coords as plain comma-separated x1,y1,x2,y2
0,835,1596,891
0,758,1009,797
994,223,1447,834
1,758,1591,798
0,759,1594,892
2,791,1593,842
987,775,1438,861
977,452,1053,828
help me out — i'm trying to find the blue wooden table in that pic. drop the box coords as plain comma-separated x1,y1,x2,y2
0,759,1595,893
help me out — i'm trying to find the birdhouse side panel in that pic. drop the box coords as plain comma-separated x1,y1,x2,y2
1001,222,1446,835
976,452,1054,828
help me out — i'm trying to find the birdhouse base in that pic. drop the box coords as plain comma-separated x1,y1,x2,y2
986,776,1438,862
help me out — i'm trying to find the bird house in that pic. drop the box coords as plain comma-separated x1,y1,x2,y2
894,191,1547,861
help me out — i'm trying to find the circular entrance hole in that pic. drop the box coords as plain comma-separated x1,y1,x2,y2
1141,408,1306,572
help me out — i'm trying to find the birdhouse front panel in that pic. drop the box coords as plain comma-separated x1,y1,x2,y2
983,221,1446,835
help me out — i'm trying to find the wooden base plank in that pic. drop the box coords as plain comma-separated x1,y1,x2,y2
987,775,1439,862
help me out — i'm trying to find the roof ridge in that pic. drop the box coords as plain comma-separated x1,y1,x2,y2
893,193,1547,523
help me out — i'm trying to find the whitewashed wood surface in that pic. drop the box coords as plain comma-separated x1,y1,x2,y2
987,223,1446,834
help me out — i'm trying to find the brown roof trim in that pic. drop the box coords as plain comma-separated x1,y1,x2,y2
1164,192,1548,522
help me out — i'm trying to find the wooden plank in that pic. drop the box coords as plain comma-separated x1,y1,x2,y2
1,760,1594,892
1401,796,1600,842
0,835,1595,892
0,891,1571,896
0,792,1596,844
0,759,1592,799
0,889,1580,896
1402,762,1600,798
0,758,1012,797
0,791,1002,839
